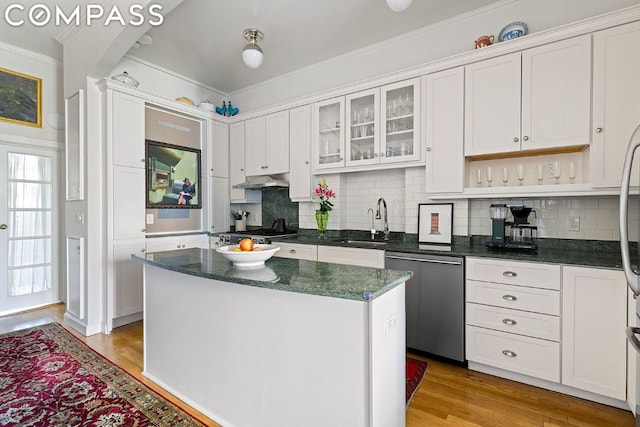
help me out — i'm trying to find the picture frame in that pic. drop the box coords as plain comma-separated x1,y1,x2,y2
0,67,42,127
418,203,453,245
145,139,201,209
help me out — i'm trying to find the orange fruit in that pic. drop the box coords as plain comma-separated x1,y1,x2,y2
238,238,254,251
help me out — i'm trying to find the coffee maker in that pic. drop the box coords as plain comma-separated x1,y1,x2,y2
487,204,538,250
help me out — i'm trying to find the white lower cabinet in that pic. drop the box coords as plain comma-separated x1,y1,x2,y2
145,234,209,252
561,266,627,400
466,257,629,404
112,241,146,320
317,246,384,268
466,257,561,382
273,242,318,261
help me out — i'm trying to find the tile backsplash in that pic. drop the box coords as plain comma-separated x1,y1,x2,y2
297,167,634,242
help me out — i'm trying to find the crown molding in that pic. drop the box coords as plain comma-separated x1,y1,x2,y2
0,41,60,66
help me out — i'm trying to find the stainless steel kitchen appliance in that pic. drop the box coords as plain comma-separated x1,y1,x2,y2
487,204,538,250
218,228,297,245
385,252,465,363
619,123,640,426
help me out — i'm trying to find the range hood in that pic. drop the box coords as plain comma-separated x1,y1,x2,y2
232,174,289,189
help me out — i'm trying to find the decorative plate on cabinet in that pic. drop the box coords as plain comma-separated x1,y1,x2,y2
498,22,528,42
111,71,139,87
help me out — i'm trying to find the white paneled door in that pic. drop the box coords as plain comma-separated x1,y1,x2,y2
0,146,59,315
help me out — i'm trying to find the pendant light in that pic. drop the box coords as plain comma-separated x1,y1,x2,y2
242,28,264,69
386,0,413,12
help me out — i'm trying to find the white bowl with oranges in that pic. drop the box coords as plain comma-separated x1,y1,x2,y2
216,238,280,268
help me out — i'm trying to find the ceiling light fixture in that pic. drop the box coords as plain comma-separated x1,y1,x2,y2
386,0,413,12
242,28,264,69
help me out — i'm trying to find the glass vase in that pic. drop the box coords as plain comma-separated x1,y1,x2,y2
315,210,329,238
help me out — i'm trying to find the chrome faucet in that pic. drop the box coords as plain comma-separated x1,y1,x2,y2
376,197,389,240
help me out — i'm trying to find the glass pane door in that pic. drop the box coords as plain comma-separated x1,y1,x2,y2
314,97,344,169
381,79,420,163
346,88,379,166
0,147,58,315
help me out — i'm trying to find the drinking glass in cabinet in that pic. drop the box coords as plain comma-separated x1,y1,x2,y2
569,162,576,183
517,164,525,185
552,161,562,184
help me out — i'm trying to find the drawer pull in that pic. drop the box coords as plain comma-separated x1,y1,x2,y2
502,318,517,326
289,249,297,254
502,294,518,301
502,350,517,358
502,271,517,277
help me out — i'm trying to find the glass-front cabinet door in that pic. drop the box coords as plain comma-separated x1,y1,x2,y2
313,97,344,170
381,78,420,163
346,88,380,166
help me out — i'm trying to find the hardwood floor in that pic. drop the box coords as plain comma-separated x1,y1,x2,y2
1,303,635,427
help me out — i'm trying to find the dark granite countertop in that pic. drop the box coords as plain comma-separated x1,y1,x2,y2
133,247,412,301
270,234,628,270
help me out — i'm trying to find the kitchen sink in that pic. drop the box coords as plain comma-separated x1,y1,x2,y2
334,239,388,247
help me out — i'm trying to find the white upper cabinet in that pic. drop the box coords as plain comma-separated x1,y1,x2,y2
592,21,640,188
380,78,421,164
110,91,145,168
229,121,247,202
313,97,345,170
464,35,591,157
425,68,464,194
521,35,591,151
464,52,521,156
346,87,380,166
209,120,229,178
245,110,290,176
289,105,312,201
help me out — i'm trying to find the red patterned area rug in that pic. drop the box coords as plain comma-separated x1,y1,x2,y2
406,357,428,404
0,323,205,427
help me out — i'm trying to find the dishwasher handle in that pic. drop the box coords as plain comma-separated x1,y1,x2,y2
385,254,462,266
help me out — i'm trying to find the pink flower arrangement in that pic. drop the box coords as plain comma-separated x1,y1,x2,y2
314,178,335,213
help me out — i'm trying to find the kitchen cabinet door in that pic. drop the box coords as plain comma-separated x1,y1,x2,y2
229,122,247,202
381,78,421,164
208,119,229,178
112,240,145,318
561,266,627,400
345,88,380,167
464,53,521,156
425,67,464,194
313,97,345,170
112,165,146,241
316,246,384,268
109,91,145,169
289,105,312,201
210,177,230,233
245,111,290,177
521,35,591,151
244,116,266,176
592,21,640,188
146,234,209,252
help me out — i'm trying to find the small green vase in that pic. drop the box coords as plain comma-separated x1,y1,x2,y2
315,210,329,238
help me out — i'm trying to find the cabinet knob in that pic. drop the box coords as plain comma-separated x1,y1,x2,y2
177,244,181,248
141,159,145,163
513,137,519,143
502,350,517,358
240,168,244,171
522,136,529,141
141,248,145,253
502,318,517,326
305,161,309,165
426,147,432,152
502,294,518,301
210,168,214,171
502,271,517,277
182,244,186,248
289,249,297,254
141,228,146,233
595,127,603,133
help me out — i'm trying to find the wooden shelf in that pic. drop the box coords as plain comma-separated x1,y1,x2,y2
465,144,589,161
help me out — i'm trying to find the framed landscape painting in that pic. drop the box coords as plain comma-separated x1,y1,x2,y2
0,67,42,127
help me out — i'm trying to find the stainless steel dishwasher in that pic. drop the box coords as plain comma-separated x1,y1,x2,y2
385,252,465,363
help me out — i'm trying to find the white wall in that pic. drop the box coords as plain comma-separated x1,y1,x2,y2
230,0,640,113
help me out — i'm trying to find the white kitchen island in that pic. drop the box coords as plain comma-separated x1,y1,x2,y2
133,248,411,427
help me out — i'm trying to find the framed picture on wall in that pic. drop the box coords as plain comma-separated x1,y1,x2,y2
145,140,202,209
0,67,42,127
418,203,453,245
